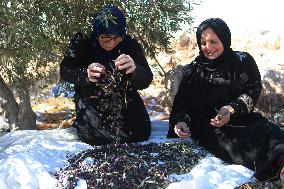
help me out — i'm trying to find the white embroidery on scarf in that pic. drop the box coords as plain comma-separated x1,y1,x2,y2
239,94,253,112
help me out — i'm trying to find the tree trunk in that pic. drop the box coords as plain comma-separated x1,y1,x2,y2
0,75,37,130
0,75,20,131
17,83,37,130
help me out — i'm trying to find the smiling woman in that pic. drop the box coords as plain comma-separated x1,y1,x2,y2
167,18,284,183
200,27,224,60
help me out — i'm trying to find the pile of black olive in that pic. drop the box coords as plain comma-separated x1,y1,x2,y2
55,141,208,189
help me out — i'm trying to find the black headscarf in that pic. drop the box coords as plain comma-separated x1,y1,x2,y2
196,18,231,51
91,6,126,67
195,18,233,67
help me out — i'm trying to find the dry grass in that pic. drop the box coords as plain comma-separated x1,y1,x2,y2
32,97,75,113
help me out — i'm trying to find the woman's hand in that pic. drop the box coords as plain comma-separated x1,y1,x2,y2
87,63,106,82
210,106,231,127
174,122,191,139
114,54,136,74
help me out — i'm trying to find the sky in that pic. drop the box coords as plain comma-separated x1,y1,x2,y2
191,0,284,37
0,109,254,189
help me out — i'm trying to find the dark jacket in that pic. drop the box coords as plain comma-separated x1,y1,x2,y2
168,51,284,181
169,51,262,129
60,32,153,145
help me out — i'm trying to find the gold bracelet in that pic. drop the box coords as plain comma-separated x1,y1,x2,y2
224,105,235,115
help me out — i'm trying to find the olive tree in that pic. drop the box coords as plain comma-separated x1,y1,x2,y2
0,0,195,130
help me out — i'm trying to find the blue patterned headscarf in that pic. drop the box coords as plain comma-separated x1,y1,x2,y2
92,6,126,42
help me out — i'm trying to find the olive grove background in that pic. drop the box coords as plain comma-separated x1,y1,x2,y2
0,0,196,130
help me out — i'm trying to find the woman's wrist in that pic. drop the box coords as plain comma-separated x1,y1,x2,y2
223,105,235,116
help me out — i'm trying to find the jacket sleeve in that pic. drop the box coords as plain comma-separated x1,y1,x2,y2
167,64,194,138
169,64,196,127
127,39,153,90
60,32,90,86
228,52,262,118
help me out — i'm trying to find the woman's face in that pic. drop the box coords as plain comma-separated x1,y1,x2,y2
99,34,122,51
200,27,224,60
